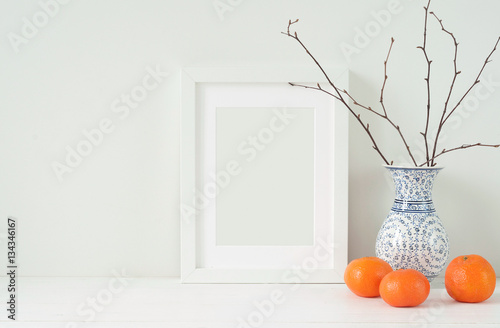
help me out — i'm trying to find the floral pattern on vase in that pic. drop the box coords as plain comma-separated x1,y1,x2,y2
375,166,449,281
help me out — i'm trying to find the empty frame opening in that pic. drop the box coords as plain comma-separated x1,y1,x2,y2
215,107,315,246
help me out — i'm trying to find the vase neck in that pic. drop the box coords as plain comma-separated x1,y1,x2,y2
387,167,441,202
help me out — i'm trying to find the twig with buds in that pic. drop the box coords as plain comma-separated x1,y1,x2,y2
416,0,433,166
282,0,500,167
421,143,500,167
428,12,500,166
282,19,391,165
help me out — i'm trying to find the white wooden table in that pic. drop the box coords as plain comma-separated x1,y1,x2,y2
0,277,498,327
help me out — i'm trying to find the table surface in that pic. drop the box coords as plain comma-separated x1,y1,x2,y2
0,277,498,327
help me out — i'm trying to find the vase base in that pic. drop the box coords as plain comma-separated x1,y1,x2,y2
426,274,437,282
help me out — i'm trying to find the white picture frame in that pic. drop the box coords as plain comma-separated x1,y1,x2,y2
181,67,349,283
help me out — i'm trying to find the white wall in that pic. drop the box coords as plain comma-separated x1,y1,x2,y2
0,0,499,277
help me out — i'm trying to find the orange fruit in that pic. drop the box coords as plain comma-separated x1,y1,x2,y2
379,269,430,307
344,257,393,297
445,254,496,303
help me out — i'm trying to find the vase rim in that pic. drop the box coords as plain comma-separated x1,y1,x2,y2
383,165,444,170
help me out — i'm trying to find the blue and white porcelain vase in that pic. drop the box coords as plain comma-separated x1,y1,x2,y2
375,166,449,281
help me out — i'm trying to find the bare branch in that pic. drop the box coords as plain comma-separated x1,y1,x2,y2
282,20,391,165
343,85,418,166
286,19,299,35
418,0,433,166
379,37,418,166
420,143,500,166
380,37,394,117
283,15,500,168
288,82,341,101
342,90,380,115
429,11,460,166
442,36,500,125
424,35,500,166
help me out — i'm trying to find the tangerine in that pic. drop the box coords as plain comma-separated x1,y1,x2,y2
379,269,430,307
344,257,393,297
445,254,496,303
